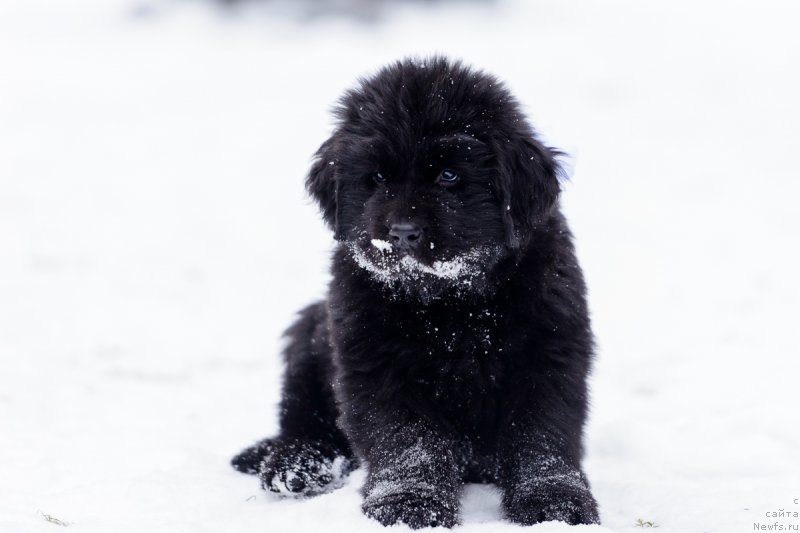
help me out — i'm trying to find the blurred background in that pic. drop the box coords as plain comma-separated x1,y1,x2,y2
1,1,799,532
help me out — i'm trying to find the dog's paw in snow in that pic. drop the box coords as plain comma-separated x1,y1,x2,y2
362,486,459,529
255,439,355,497
503,475,599,526
231,438,276,475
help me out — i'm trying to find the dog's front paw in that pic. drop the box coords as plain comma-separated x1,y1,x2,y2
258,440,355,497
231,438,276,474
362,486,458,529
504,476,599,526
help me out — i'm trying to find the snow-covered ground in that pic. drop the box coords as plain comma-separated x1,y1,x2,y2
1,0,799,531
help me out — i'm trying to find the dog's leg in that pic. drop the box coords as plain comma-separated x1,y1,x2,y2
231,302,356,496
497,396,599,525
358,419,461,529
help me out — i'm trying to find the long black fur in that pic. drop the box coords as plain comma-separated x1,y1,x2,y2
232,57,599,528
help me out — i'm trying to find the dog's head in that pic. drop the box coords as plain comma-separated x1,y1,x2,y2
306,57,561,299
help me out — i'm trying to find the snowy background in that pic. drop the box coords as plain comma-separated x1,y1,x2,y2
1,0,799,531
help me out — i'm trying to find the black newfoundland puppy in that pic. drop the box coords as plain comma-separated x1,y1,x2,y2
232,57,599,528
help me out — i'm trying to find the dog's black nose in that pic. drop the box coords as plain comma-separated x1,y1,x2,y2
389,222,423,250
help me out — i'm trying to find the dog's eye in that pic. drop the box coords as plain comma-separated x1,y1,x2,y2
372,172,386,184
436,169,459,186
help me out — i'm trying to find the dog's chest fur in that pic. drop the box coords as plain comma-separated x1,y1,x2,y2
416,306,506,441
414,305,502,397
335,289,517,444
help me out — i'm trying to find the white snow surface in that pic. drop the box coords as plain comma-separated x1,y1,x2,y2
2,1,800,532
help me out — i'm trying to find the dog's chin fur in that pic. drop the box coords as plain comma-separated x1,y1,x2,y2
344,239,507,302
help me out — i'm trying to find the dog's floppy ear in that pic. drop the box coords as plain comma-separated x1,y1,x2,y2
305,137,341,238
496,135,561,248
